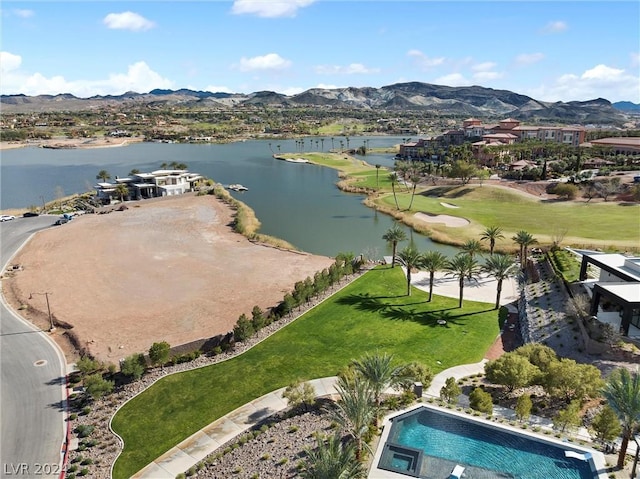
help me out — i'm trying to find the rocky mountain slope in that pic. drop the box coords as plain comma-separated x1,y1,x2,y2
1,82,629,124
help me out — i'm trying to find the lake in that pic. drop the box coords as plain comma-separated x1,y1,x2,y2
1,137,460,258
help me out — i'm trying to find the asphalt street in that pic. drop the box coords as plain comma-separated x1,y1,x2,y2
1,216,66,479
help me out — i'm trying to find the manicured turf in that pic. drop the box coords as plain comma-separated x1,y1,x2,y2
111,266,499,478
377,185,640,249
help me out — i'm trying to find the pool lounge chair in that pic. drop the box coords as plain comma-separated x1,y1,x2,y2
449,464,465,478
565,450,592,461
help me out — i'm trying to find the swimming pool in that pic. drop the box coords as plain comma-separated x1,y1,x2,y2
376,405,602,479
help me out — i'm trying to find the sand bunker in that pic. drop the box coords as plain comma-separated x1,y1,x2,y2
440,202,459,209
414,212,470,227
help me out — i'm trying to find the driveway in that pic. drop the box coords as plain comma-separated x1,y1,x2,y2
1,216,66,479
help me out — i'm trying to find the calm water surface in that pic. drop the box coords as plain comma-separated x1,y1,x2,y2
1,137,459,258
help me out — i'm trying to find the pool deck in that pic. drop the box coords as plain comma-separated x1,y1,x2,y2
370,402,610,479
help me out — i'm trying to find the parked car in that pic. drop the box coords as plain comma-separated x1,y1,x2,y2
0,215,15,222
23,212,40,218
54,217,69,225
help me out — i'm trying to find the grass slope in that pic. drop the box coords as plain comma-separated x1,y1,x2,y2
112,266,499,478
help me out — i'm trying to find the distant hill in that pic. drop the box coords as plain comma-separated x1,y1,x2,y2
0,82,630,124
613,101,640,112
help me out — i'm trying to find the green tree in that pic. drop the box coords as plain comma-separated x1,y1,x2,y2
382,225,407,268
394,245,422,296
128,168,140,176
420,250,448,302
480,225,504,256
543,358,604,403
83,373,114,399
440,377,461,404
148,341,171,368
485,353,540,392
388,173,400,210
96,170,111,182
352,352,407,406
301,433,365,479
397,362,434,391
553,400,582,433
251,305,266,330
515,394,533,422
469,387,493,415
445,253,480,307
76,356,102,377
114,183,129,202
511,230,538,268
282,380,317,412
120,353,146,380
447,160,477,185
602,367,640,468
233,313,255,342
331,376,376,461
590,405,622,444
460,239,483,259
514,343,557,372
483,254,517,309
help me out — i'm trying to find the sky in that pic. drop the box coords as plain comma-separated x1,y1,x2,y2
1,1,639,103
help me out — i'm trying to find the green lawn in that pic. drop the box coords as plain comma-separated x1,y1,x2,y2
112,266,499,478
377,185,640,249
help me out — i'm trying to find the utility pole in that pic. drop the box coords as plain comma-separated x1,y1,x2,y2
29,292,54,331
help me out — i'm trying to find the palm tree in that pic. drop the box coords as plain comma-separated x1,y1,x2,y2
96,170,111,182
407,173,421,210
320,138,324,152
375,164,381,188
128,168,140,176
483,254,517,309
460,239,483,259
382,225,407,268
395,245,422,296
331,376,376,461
511,230,538,267
421,250,448,302
302,433,365,479
446,253,480,307
388,173,400,210
114,183,129,202
602,368,640,469
352,352,406,406
480,225,504,256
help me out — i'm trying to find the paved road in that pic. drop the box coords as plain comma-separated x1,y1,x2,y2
1,216,66,479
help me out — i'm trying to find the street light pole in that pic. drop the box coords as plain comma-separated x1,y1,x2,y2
29,292,54,331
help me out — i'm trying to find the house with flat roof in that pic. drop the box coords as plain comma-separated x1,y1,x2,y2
578,252,640,340
94,169,204,204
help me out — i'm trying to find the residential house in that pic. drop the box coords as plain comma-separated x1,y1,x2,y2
579,252,640,340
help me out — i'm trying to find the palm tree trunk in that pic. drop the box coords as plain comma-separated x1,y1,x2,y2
428,272,434,302
406,269,412,296
458,278,464,307
408,184,417,210
490,239,495,256
391,243,397,268
391,183,399,210
495,279,502,310
617,433,630,469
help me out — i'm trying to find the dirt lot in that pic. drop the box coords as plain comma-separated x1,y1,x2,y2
3,194,334,362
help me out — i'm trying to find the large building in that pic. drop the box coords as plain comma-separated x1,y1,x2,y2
582,137,640,155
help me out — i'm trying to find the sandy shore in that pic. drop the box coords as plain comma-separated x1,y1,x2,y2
3,194,334,362
0,137,144,150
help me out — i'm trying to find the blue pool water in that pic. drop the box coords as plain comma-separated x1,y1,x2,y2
389,407,595,479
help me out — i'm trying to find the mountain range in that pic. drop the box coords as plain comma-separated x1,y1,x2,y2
0,82,633,125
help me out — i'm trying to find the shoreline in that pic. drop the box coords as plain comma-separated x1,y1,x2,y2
0,136,144,151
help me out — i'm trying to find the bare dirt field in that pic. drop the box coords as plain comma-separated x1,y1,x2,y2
3,194,334,363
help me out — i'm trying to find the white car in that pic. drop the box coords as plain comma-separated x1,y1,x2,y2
0,215,15,222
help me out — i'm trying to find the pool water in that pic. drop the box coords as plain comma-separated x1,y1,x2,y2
389,407,595,479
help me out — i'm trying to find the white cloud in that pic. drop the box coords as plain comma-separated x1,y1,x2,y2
13,9,34,18
407,50,445,69
314,63,380,75
471,62,497,72
236,53,291,72
280,86,305,95
103,12,155,32
315,83,342,90
527,63,640,102
541,20,567,34
0,51,22,73
473,71,503,81
515,52,545,66
630,52,639,67
231,0,315,18
433,73,471,87
0,59,174,97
